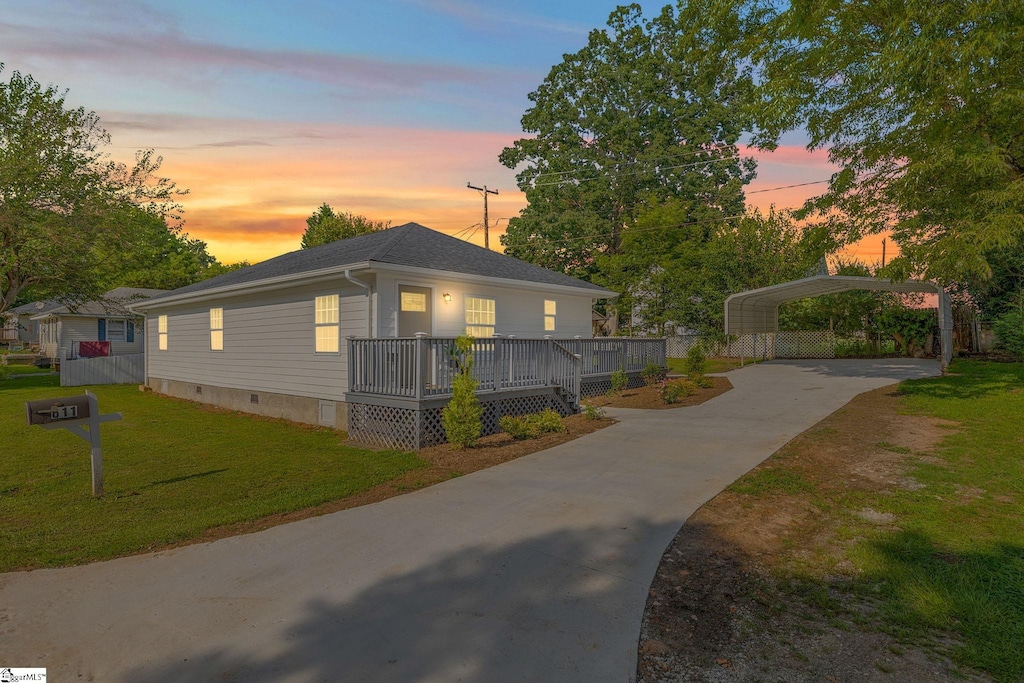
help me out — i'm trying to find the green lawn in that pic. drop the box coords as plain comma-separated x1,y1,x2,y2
2,363,54,375
666,356,763,374
0,374,424,572
849,360,1024,680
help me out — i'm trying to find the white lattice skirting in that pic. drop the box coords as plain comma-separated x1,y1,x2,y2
348,391,573,451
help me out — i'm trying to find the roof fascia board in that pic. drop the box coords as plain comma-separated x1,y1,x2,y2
131,262,374,311
367,262,617,299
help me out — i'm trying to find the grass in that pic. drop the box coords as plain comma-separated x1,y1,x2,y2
846,360,1024,680
2,363,54,375
666,355,763,374
0,374,425,572
738,360,1024,681
729,467,816,496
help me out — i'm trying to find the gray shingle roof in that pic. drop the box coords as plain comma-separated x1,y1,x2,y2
38,288,167,317
11,300,62,316
145,223,614,302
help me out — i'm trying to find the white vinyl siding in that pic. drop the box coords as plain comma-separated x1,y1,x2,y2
465,296,495,337
315,295,339,353
210,308,224,351
145,283,367,402
544,300,556,332
39,316,145,359
158,315,168,350
374,273,595,339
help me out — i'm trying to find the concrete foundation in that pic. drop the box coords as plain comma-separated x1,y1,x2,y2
148,377,350,431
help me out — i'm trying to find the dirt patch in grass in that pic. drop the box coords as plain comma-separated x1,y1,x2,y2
637,386,990,683
587,375,732,410
167,414,615,550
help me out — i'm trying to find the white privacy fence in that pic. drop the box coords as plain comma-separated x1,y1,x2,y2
60,353,145,386
665,331,839,360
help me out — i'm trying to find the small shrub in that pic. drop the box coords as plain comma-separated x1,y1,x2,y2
527,408,566,435
501,408,567,440
660,379,695,404
685,345,706,378
500,415,533,440
692,375,713,389
582,402,607,421
0,363,9,383
442,336,483,448
641,362,666,387
610,368,628,393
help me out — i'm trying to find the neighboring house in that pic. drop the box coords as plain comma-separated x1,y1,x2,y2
33,287,166,360
2,300,61,345
131,223,635,437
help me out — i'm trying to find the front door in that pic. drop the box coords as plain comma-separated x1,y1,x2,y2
398,285,432,336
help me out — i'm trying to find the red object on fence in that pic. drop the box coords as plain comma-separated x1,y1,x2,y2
78,341,111,358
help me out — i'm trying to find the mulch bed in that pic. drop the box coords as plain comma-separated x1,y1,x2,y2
586,375,732,410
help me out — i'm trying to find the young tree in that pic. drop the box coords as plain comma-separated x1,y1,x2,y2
0,67,185,315
747,0,1024,283
499,1,759,283
300,204,390,249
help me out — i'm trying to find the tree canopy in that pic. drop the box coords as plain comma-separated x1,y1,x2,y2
300,204,390,249
0,66,187,315
747,0,1024,283
499,1,759,283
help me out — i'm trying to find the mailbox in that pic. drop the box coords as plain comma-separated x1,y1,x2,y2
25,395,93,426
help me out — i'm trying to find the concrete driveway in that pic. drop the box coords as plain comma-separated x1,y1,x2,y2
0,359,940,682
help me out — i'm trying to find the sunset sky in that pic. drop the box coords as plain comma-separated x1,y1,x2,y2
1,0,885,266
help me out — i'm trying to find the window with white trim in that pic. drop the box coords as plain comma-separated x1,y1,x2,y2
107,319,126,342
315,295,339,353
158,315,168,351
465,296,495,337
544,300,556,332
210,308,224,351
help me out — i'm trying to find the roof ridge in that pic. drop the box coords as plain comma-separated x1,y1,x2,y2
371,223,418,263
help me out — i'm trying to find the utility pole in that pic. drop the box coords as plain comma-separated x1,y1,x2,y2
881,239,887,268
466,182,498,250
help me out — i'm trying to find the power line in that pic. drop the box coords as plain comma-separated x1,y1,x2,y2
531,153,740,188
528,143,738,181
499,178,835,249
746,179,830,194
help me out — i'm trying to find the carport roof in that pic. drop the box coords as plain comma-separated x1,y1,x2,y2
724,275,942,335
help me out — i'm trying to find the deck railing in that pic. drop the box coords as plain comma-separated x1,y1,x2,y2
348,336,666,410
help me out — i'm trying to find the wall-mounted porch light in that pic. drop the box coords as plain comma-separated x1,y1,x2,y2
442,292,452,303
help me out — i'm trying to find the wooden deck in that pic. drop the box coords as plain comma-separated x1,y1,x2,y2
345,336,667,449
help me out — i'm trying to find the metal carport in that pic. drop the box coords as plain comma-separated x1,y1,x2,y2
724,275,952,368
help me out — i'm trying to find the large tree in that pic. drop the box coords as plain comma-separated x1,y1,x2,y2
498,1,759,282
300,203,390,249
98,208,248,291
0,67,184,315
748,0,1024,283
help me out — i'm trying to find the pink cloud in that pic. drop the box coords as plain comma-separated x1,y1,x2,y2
0,21,521,96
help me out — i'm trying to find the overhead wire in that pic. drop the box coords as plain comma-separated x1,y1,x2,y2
527,143,739,182
497,178,835,249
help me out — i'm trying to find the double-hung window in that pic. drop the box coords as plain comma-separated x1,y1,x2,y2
210,308,224,351
544,300,556,332
465,296,495,337
315,295,339,353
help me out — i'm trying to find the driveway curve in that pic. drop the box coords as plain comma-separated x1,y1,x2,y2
0,359,941,682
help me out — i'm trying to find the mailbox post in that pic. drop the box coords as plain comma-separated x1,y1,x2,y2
26,391,121,497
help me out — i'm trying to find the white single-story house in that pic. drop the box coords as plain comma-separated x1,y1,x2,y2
2,300,61,346
131,223,669,448
34,287,165,360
